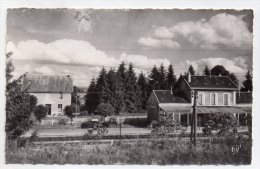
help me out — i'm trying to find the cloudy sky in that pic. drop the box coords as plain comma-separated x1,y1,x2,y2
6,9,253,87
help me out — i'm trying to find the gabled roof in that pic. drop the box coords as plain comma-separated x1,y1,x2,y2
183,75,238,90
236,92,252,104
153,90,189,104
22,74,73,93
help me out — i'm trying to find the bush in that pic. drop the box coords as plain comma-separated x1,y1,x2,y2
203,112,237,136
96,103,114,117
101,121,110,127
34,105,48,124
81,121,94,128
57,117,69,125
123,118,149,128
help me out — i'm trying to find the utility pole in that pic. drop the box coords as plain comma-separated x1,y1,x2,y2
190,90,197,146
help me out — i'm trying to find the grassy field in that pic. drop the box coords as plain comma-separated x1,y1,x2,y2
6,133,251,165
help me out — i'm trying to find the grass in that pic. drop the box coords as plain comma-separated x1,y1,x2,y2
6,133,251,165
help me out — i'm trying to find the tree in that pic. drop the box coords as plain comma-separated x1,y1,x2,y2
85,78,99,115
125,63,140,114
148,65,160,90
29,95,38,113
96,67,109,103
241,70,253,92
188,65,195,75
63,104,79,125
158,64,167,89
72,86,81,106
211,65,238,85
116,62,127,114
96,103,115,117
34,105,47,124
203,65,210,76
166,64,176,89
5,52,34,139
137,72,149,111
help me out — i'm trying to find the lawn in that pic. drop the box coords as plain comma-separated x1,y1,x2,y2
6,133,251,164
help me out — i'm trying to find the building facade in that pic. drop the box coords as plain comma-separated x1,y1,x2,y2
22,74,73,116
147,73,252,127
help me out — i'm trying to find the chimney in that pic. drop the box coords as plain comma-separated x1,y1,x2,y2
188,71,191,82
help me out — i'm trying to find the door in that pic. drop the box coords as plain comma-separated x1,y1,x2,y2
45,104,51,115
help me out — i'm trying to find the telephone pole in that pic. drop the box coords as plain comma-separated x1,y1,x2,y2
190,90,197,146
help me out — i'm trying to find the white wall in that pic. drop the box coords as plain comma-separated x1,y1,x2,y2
31,93,71,115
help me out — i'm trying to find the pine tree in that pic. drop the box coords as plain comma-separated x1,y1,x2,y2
125,63,140,114
203,65,210,76
106,68,118,113
116,62,127,114
241,70,253,92
137,72,149,111
96,67,109,103
148,65,160,90
85,78,99,115
188,65,195,75
158,64,167,89
166,64,176,90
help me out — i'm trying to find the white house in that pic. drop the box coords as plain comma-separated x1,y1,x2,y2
22,74,73,116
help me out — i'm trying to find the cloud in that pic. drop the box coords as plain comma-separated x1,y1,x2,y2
154,26,175,39
34,66,54,74
137,37,180,49
144,13,252,50
119,53,171,70
7,39,119,67
186,57,248,74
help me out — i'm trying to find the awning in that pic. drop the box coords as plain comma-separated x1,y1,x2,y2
159,105,252,114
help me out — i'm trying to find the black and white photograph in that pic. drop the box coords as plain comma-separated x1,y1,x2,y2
1,0,259,166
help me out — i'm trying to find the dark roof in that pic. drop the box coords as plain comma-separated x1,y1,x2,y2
184,75,238,89
22,74,73,93
236,92,252,104
154,90,189,103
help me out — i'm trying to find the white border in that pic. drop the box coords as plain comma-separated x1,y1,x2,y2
0,0,259,169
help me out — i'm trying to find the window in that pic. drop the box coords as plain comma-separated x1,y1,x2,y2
59,93,63,99
58,104,62,112
210,93,216,105
198,93,203,105
224,93,229,105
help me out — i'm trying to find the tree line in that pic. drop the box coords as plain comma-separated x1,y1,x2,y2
84,62,252,115
84,62,177,115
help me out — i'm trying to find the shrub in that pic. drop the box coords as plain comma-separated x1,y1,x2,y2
81,121,94,128
102,121,110,127
34,105,48,124
123,118,149,128
96,103,114,117
203,112,237,136
63,104,79,125
29,130,39,142
57,117,69,125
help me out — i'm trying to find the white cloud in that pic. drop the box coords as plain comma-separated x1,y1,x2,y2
7,39,119,67
154,26,174,39
186,57,248,74
150,13,252,49
119,53,171,70
137,37,180,49
34,66,54,74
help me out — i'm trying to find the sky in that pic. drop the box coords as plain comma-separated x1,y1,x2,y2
6,9,253,87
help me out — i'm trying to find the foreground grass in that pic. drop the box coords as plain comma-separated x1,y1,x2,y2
6,134,251,165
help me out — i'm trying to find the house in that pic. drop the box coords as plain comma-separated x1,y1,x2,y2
147,73,252,127
22,74,73,116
